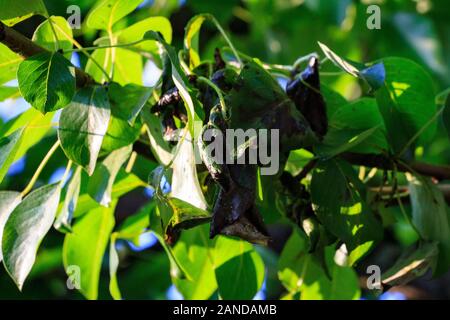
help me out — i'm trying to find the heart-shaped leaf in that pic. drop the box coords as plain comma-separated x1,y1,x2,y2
18,52,75,113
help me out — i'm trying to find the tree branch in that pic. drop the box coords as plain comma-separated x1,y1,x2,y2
341,152,450,181
0,21,95,88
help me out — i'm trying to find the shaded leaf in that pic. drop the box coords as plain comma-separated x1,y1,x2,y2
32,16,73,57
54,166,82,233
88,145,132,207
0,0,47,26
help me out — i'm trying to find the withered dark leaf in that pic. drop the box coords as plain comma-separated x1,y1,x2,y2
286,57,328,138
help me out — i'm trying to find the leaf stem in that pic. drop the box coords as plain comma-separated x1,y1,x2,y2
125,151,138,173
210,16,242,66
21,140,60,197
60,160,73,188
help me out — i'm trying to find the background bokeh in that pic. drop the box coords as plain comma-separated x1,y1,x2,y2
0,0,449,299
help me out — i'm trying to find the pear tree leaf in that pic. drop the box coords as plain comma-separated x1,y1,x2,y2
17,52,75,114
0,128,24,184
2,184,60,290
85,0,142,30
32,16,73,58
0,191,22,263
54,166,82,233
88,145,132,207
63,201,116,300
0,0,48,26
58,86,111,175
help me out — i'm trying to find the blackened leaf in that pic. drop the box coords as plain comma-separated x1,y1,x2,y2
144,31,204,137
2,184,60,290
54,166,82,233
227,60,316,151
58,86,111,175
286,57,328,138
0,191,21,262
88,145,132,207
311,159,383,265
382,241,439,287
17,52,75,113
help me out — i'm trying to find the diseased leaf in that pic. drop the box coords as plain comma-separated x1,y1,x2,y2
144,31,204,136
0,191,22,262
86,0,142,30
54,166,82,233
2,184,60,290
58,86,111,175
63,201,116,300
17,52,75,113
214,235,265,300
0,0,48,26
88,145,132,207
0,128,23,183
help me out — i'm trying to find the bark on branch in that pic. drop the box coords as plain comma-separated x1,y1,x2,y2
0,21,95,88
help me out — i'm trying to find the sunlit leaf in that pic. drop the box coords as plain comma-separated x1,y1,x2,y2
0,128,23,183
32,16,73,58
86,0,142,30
0,191,22,262
0,0,48,26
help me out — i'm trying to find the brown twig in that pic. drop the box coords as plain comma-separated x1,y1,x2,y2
0,21,95,88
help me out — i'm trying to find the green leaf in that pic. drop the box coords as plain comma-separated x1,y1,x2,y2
214,235,265,300
74,171,146,217
17,52,75,113
382,241,439,287
108,83,152,124
311,159,383,265
2,183,60,290
278,228,360,300
408,175,450,275
101,115,141,153
108,201,156,299
172,225,217,299
0,0,48,26
184,14,210,69
375,58,437,154
58,86,111,175
318,42,385,90
0,191,22,263
141,111,173,166
116,16,172,52
285,148,314,176
443,94,450,140
1,109,54,162
318,98,388,157
0,44,21,85
63,201,116,300
144,31,203,137
88,145,132,207
0,128,23,184
32,16,73,58
0,86,19,101
86,0,142,30
54,166,82,233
